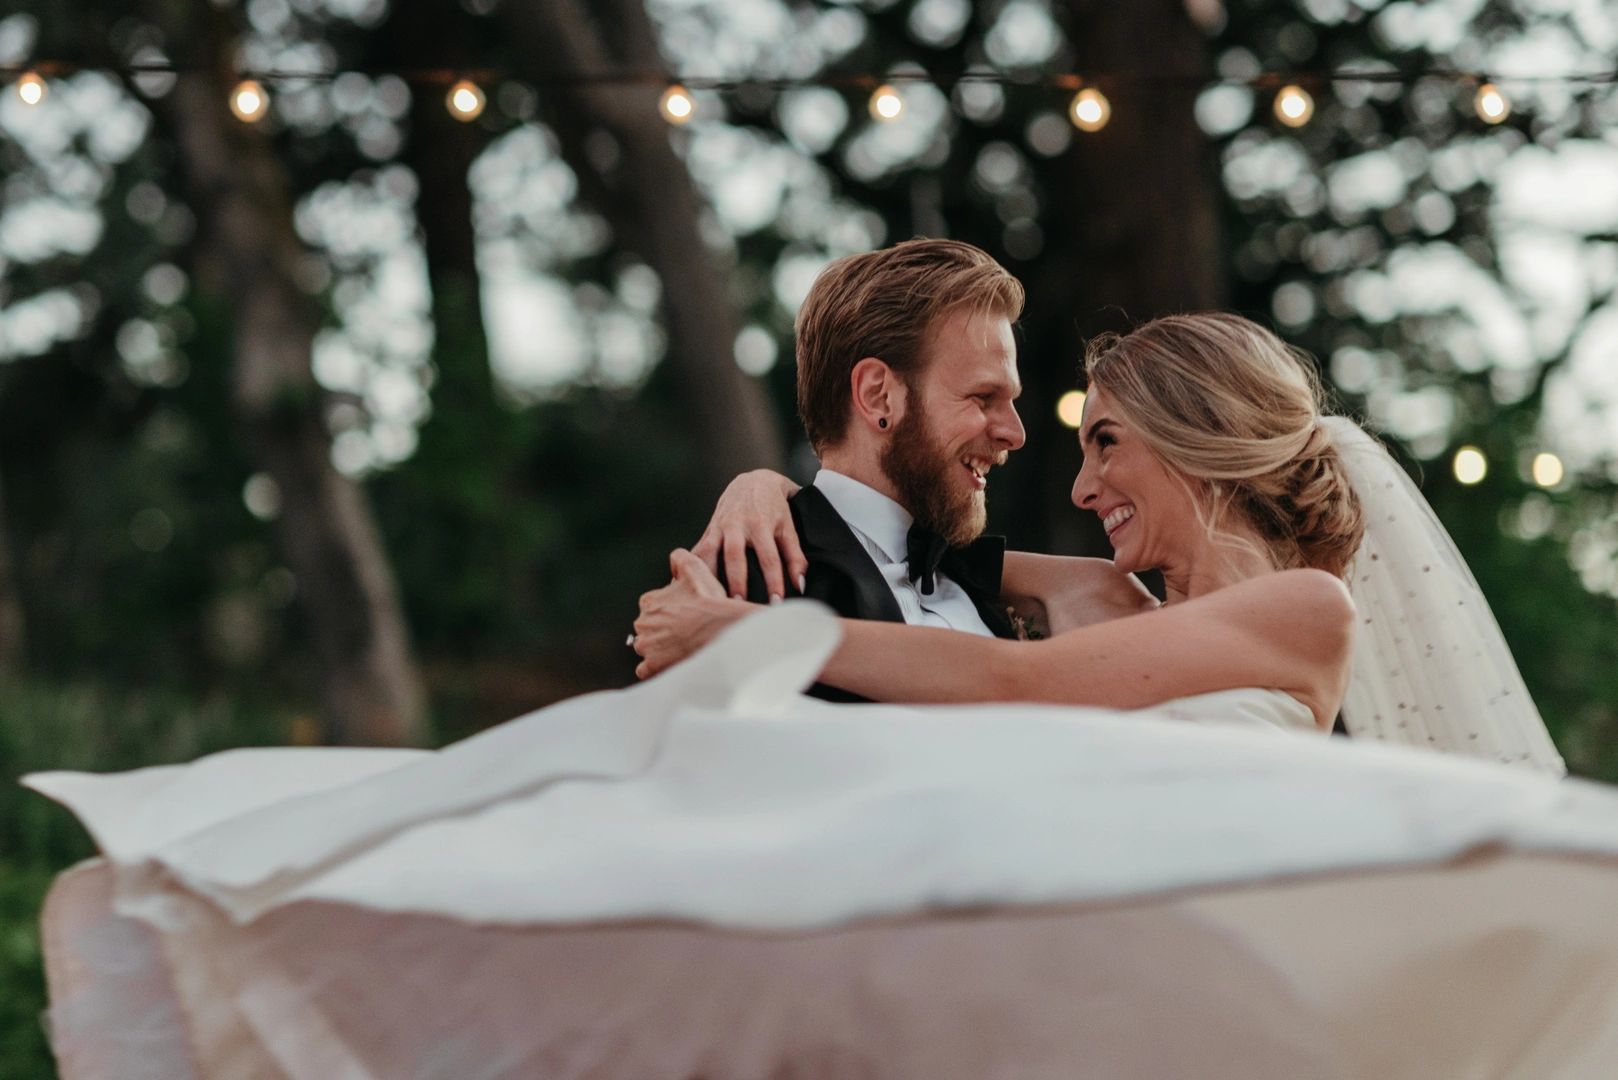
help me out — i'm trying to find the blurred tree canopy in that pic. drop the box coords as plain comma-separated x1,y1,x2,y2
2,0,1617,1072
0,0,1612,751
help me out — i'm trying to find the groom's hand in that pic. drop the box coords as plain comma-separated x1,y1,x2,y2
692,470,807,603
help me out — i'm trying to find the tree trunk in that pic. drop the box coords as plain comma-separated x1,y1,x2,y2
1020,0,1226,557
150,3,424,745
384,3,497,425
498,0,786,496
0,470,24,676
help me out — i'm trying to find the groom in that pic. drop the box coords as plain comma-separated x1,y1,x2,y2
694,239,1028,700
640,238,1157,698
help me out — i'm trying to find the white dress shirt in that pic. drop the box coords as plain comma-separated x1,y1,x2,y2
812,469,995,636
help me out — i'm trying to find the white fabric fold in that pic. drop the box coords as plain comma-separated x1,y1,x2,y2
27,604,842,921
24,605,1618,933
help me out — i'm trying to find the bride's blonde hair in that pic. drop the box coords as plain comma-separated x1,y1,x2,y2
1083,313,1365,578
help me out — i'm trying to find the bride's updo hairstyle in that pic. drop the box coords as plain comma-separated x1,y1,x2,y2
1083,313,1365,578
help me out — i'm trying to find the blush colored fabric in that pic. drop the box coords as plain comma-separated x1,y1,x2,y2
42,853,1618,1079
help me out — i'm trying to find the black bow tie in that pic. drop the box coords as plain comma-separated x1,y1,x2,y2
905,523,1006,598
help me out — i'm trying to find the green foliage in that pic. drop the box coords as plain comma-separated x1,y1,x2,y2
0,677,293,1078
0,863,54,1080
1427,464,1618,781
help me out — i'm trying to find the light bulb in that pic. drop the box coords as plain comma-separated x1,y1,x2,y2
870,84,903,121
1068,88,1111,132
446,79,486,121
229,80,268,123
15,71,46,106
1475,82,1510,124
659,84,695,124
1274,84,1314,127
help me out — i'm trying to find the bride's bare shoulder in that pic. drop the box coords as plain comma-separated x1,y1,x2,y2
1210,568,1355,646
1248,567,1351,606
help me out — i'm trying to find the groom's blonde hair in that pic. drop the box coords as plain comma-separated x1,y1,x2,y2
1084,313,1365,578
795,239,1023,453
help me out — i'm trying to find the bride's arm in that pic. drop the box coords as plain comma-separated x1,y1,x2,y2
999,553,1159,635
687,474,1162,629
635,555,1354,729
691,470,804,602
821,568,1354,727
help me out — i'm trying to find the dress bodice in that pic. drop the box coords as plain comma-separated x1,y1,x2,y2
1147,688,1319,734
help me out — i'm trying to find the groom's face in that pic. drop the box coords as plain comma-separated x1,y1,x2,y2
880,308,1024,546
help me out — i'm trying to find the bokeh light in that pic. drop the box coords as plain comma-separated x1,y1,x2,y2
1532,452,1564,488
1453,446,1488,485
229,80,269,123
1068,88,1111,132
869,84,904,121
1475,82,1511,124
659,84,696,124
1274,85,1314,127
446,80,486,121
15,71,46,106
1056,390,1087,428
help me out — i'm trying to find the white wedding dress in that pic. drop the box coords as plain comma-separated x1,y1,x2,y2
28,604,1618,1079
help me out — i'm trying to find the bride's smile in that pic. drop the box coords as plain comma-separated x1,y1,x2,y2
1072,387,1203,584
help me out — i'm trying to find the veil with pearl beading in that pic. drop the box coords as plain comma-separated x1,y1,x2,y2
1320,416,1565,775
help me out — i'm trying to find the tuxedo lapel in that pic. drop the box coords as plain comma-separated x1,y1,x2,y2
973,596,1017,639
793,486,1017,638
964,579,1017,640
789,486,905,624
940,535,1018,640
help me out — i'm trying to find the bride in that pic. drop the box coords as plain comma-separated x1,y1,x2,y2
635,312,1564,772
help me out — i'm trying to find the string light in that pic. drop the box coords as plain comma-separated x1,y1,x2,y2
1274,84,1315,127
1531,452,1564,488
1056,390,1087,428
446,79,486,121
659,84,695,124
229,79,268,123
14,71,45,106
3,57,1606,131
869,84,903,121
1475,82,1511,123
1068,88,1111,132
1453,446,1488,485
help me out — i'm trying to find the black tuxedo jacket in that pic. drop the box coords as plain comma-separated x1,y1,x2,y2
719,485,1017,703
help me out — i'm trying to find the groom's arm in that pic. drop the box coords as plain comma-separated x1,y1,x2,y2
1000,553,1158,634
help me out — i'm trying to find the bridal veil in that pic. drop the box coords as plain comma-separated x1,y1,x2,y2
1322,416,1565,774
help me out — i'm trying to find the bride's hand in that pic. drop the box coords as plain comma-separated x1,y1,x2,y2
692,470,805,603
632,550,752,679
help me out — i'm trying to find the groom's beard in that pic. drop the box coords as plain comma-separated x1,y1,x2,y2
881,401,989,548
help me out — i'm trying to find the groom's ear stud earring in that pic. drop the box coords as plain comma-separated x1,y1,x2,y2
879,417,888,429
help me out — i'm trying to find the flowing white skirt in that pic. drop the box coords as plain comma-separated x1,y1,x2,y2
28,605,1618,1079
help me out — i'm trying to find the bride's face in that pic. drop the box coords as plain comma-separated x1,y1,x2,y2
1071,387,1198,575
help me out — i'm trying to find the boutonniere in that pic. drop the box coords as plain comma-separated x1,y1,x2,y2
1005,607,1044,641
